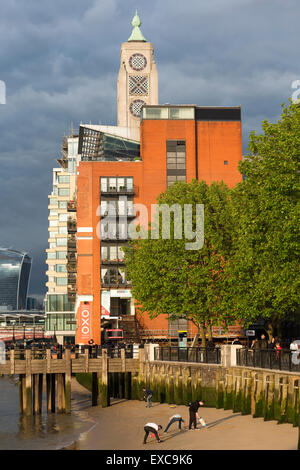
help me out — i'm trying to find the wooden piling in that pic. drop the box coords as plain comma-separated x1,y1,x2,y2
92,372,98,406
64,349,71,414
101,349,109,407
25,349,32,416
57,373,64,413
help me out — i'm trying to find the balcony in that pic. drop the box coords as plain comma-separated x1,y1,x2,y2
100,185,138,196
100,233,130,242
67,236,76,251
67,252,76,262
67,262,77,273
67,218,77,233
68,274,76,285
100,210,137,219
101,279,131,288
101,258,125,265
67,201,77,212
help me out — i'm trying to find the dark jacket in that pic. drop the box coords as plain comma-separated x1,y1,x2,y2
189,401,200,413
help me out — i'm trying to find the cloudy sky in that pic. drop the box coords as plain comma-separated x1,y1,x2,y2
0,0,299,297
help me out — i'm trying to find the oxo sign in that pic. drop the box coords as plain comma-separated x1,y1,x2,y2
78,303,92,343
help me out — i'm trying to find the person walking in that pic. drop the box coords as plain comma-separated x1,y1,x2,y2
188,400,204,430
163,414,185,433
143,423,162,444
142,387,153,408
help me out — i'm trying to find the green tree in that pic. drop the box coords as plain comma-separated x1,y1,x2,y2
124,179,235,346
227,100,300,337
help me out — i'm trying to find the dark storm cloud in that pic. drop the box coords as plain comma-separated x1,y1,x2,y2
0,0,299,295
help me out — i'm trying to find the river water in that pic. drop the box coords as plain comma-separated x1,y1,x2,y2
0,375,95,450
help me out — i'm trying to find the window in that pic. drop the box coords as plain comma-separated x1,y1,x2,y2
49,198,57,206
101,246,108,260
101,267,129,286
109,178,116,190
58,175,70,183
57,251,67,259
101,178,108,192
58,201,68,209
142,107,194,120
46,294,74,312
59,226,68,234
224,160,228,165
56,277,68,286
166,140,186,187
49,242,56,249
58,188,70,197
56,264,67,272
49,210,58,216
57,238,67,246
110,246,117,261
47,253,56,259
49,220,58,227
100,177,133,193
59,213,68,222
49,231,58,238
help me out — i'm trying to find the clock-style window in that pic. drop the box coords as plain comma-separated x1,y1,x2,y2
129,100,146,118
129,53,147,71
129,75,149,95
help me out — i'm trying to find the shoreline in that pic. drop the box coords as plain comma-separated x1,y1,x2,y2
63,384,298,450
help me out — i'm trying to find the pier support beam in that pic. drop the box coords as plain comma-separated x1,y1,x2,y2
24,349,32,416
33,374,43,414
92,372,98,406
57,373,64,413
46,374,56,413
100,349,109,407
64,349,71,414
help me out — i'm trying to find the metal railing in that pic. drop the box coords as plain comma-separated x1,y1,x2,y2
236,348,300,373
154,346,221,364
4,343,135,360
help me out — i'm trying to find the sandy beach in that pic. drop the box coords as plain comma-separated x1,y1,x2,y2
69,379,298,450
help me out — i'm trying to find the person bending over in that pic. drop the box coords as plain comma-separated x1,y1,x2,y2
143,423,162,444
163,414,185,433
188,400,204,430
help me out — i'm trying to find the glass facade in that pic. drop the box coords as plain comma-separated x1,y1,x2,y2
0,249,32,310
79,127,140,162
45,313,76,331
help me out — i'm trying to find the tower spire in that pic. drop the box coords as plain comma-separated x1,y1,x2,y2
128,10,147,42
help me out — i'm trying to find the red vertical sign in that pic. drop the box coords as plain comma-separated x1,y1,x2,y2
77,302,92,344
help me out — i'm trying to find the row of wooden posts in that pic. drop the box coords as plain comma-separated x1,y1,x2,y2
17,349,110,415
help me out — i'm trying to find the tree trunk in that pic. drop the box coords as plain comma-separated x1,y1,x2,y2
207,322,213,341
200,323,206,348
191,324,200,348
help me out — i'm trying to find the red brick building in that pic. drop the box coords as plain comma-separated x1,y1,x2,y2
75,104,242,345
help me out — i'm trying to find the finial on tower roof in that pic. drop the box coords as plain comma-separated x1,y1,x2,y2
128,10,147,42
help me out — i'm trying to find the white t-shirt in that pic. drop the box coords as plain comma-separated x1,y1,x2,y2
145,423,158,431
